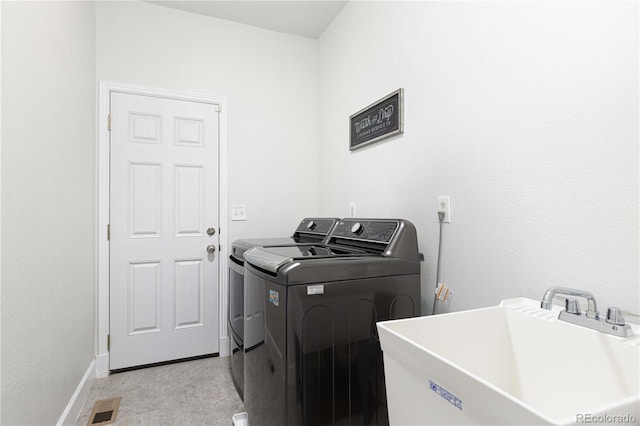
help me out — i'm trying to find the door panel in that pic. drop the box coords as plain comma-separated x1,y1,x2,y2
128,162,162,238
174,258,204,328
174,165,204,237
110,92,219,370
128,261,161,334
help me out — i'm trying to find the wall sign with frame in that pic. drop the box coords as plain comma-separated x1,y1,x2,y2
349,88,404,150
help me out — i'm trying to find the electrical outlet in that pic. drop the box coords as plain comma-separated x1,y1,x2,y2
231,204,247,221
438,196,451,223
349,202,356,218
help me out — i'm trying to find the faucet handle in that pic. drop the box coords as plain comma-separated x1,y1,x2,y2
606,307,625,326
565,298,581,315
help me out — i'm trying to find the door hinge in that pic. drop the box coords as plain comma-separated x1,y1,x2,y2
107,334,110,351
108,114,111,132
107,224,110,241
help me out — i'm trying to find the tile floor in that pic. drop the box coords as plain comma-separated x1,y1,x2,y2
75,356,244,425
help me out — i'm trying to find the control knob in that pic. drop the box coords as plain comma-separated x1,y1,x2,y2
606,307,625,326
350,222,364,236
565,298,580,315
306,220,316,231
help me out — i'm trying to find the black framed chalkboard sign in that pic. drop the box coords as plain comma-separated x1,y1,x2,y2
349,88,404,150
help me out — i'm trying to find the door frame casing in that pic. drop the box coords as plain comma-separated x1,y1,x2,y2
97,81,229,378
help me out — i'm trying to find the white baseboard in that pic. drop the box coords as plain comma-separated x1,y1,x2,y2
219,335,230,357
95,352,109,378
95,342,226,376
57,358,96,426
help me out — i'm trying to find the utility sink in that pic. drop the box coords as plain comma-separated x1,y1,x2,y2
377,298,640,425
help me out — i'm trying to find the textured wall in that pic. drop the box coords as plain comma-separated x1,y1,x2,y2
1,1,96,424
318,1,639,315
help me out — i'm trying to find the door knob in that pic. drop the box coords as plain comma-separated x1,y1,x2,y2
207,227,216,236
207,245,216,254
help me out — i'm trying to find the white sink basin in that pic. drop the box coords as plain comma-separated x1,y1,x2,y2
377,298,640,425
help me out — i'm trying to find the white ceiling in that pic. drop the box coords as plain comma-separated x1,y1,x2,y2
149,1,348,39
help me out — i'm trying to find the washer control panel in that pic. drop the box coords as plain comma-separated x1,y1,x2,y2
332,220,398,243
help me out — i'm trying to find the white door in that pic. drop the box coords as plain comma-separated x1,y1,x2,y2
109,92,220,370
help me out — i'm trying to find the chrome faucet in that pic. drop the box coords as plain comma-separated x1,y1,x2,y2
541,286,633,338
541,286,598,318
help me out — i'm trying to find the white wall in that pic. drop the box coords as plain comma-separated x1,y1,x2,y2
1,1,96,424
318,1,639,315
96,1,319,242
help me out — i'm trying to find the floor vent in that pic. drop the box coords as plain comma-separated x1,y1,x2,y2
87,396,121,425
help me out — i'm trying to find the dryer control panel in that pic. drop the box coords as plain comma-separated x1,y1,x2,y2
331,220,398,243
